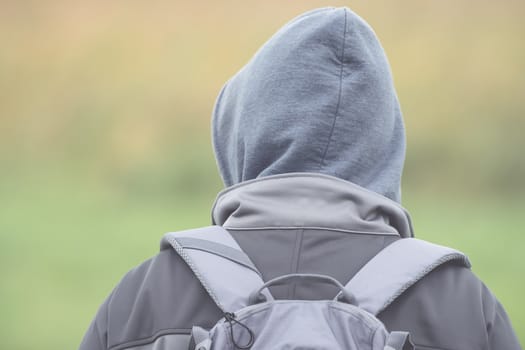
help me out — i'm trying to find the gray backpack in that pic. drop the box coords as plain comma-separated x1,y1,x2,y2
161,226,470,350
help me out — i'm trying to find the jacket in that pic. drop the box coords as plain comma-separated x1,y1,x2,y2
79,173,521,350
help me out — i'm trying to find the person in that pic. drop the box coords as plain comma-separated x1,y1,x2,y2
79,6,521,350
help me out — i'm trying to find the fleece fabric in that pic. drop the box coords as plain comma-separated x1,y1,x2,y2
212,7,406,202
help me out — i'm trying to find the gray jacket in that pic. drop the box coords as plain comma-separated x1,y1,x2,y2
79,173,521,350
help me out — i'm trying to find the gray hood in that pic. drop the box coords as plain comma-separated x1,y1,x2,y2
212,7,406,202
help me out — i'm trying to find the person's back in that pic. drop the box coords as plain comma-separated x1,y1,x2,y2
79,7,521,350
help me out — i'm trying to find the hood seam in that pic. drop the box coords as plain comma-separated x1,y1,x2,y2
318,7,348,170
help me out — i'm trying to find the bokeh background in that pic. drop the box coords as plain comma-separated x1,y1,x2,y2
1,1,524,348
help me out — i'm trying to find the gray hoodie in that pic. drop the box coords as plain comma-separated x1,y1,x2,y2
79,7,521,350
212,7,405,202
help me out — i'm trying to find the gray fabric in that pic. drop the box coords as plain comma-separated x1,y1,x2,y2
229,227,399,301
162,227,273,313
209,300,389,350
385,332,413,350
191,326,210,346
343,238,471,315
123,334,191,350
212,7,406,202
172,237,259,274
212,173,413,237
194,339,211,350
160,225,242,250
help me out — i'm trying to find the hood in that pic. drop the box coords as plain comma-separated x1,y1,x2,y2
212,7,406,202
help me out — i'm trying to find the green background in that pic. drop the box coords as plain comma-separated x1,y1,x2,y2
0,1,523,348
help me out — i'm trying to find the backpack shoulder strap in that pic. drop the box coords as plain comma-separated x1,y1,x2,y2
160,225,273,313
344,238,471,316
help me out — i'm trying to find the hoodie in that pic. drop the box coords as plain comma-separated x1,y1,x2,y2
212,7,406,202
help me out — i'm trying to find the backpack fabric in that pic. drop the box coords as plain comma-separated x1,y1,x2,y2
161,226,470,350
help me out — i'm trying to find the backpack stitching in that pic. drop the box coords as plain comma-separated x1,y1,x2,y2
167,236,225,311
378,253,470,314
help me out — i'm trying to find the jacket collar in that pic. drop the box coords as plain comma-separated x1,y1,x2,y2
211,173,414,237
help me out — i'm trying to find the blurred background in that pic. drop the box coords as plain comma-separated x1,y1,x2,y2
0,0,523,348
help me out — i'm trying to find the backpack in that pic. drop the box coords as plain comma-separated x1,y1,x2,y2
161,226,470,350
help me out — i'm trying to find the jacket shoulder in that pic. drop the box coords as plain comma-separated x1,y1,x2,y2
104,248,221,350
381,261,520,350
